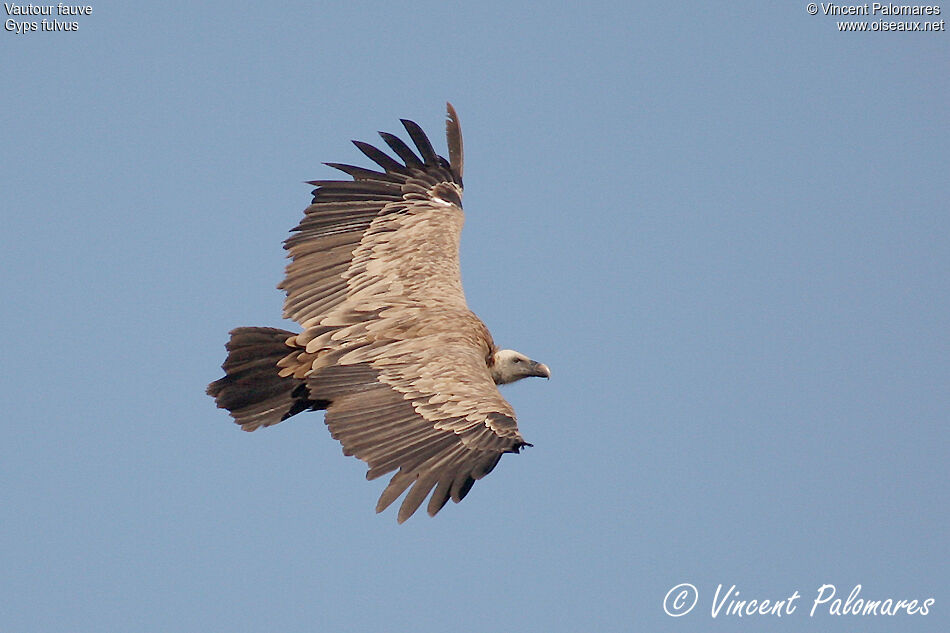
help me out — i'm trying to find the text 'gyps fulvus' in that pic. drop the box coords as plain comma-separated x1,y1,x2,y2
208,104,549,522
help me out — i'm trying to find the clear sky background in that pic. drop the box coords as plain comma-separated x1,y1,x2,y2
2,2,947,632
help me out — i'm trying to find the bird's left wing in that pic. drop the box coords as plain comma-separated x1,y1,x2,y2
307,333,529,522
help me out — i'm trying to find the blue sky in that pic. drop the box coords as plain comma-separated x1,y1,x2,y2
2,2,947,632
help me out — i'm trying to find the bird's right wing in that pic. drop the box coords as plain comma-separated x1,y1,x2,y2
279,103,467,330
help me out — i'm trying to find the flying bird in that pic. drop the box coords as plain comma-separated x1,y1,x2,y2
208,104,549,522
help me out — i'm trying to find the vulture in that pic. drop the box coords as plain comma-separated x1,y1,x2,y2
208,104,549,523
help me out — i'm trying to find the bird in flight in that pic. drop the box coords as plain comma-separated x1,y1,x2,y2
208,104,549,522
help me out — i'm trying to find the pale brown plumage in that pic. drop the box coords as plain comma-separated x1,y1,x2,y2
208,104,549,522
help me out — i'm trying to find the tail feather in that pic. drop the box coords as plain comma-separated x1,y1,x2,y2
207,327,327,431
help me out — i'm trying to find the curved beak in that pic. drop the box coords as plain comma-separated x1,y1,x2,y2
529,361,551,379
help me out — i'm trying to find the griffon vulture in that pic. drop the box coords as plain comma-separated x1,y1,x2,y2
208,104,549,522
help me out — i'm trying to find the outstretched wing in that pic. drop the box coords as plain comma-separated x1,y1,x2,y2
280,103,465,328
278,104,528,521
309,341,528,522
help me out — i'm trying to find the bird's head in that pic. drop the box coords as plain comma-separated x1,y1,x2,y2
489,349,551,385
